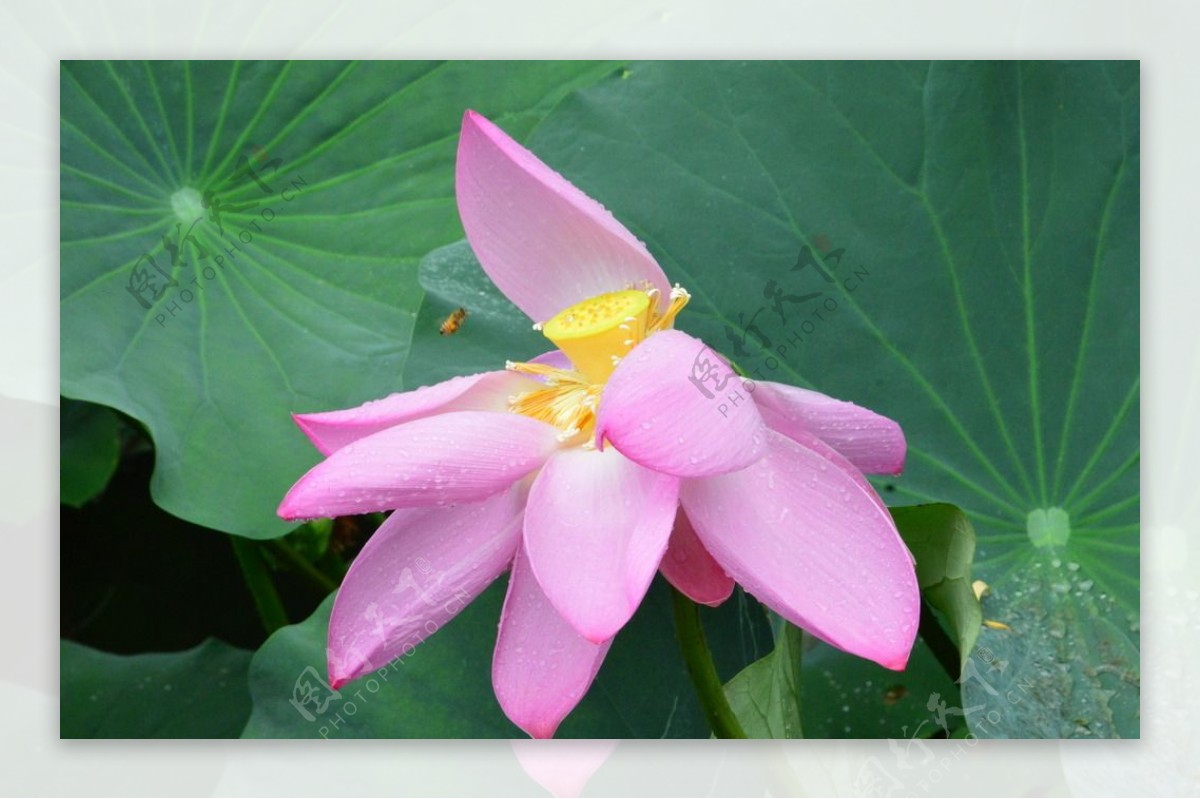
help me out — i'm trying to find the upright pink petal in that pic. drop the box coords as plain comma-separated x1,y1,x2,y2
752,380,907,475
680,431,919,670
293,371,540,455
456,110,671,322
493,548,611,739
327,487,524,687
658,509,734,607
523,446,679,643
277,411,559,520
596,330,767,478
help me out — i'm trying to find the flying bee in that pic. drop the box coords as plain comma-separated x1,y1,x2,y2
439,307,468,336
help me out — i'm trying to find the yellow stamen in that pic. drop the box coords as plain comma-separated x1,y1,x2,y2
506,361,601,443
648,284,691,335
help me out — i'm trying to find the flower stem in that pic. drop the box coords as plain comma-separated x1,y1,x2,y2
267,538,339,595
231,538,289,634
670,588,747,738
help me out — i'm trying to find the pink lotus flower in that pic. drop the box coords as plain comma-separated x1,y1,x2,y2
278,110,919,738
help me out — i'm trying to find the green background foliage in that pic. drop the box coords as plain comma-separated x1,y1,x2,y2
60,639,253,738
60,60,1139,739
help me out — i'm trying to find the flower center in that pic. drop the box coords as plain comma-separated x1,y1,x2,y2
506,284,690,444
543,289,651,384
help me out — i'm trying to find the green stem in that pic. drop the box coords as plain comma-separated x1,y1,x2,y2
231,538,289,634
268,539,339,595
670,588,747,738
919,599,962,680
